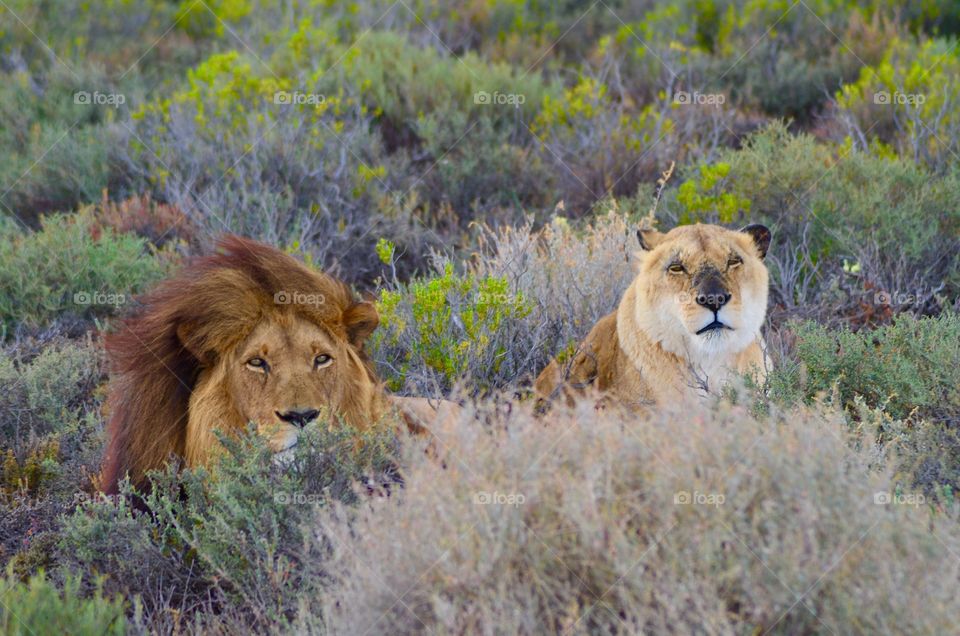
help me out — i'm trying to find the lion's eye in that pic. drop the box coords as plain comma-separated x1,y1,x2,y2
246,357,268,371
727,256,743,269
667,263,685,274
314,354,333,368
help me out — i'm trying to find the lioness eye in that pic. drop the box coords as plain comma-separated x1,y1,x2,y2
728,256,743,268
668,263,685,273
314,354,332,368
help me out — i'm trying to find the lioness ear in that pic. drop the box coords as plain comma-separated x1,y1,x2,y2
740,224,772,259
342,301,379,347
637,228,664,251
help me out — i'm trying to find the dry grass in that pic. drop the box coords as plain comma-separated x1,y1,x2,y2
321,393,960,635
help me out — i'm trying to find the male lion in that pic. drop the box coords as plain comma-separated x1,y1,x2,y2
101,235,455,495
535,223,771,409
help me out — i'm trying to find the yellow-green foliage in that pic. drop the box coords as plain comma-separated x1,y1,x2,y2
0,567,127,636
837,36,960,166
675,162,751,224
535,75,671,154
375,237,395,265
175,0,255,38
133,47,353,132
376,264,531,389
2,440,59,496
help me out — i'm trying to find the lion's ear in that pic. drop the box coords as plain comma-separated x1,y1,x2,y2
637,228,664,251
176,321,214,365
342,301,379,348
740,223,772,259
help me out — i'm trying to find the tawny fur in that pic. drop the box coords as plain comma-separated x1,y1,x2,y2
535,223,771,410
101,236,453,494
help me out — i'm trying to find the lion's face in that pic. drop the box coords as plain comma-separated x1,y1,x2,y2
184,304,383,467
633,223,771,358
226,315,368,452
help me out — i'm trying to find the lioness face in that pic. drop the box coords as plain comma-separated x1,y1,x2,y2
226,314,365,452
634,223,771,358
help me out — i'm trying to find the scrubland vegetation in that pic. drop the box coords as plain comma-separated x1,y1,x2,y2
1,0,960,633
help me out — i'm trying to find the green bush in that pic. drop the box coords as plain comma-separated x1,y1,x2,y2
0,339,101,439
374,252,532,392
0,66,117,223
0,339,102,479
772,315,960,421
533,74,676,213
768,315,960,498
340,30,554,140
837,35,960,170
0,567,127,636
0,211,166,336
57,419,399,631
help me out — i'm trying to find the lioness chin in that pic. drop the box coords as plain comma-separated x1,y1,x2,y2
535,223,772,410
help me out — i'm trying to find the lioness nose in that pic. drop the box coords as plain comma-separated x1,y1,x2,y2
277,408,320,428
696,289,731,312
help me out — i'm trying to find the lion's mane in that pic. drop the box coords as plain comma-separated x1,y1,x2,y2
101,235,379,494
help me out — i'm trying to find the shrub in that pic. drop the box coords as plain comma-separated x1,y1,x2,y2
315,29,558,220
0,337,104,503
0,567,127,636
374,254,533,393
533,75,677,214
373,210,639,393
0,338,102,445
0,211,166,336
127,42,427,281
0,0,200,74
339,30,553,143
674,161,751,223
57,419,399,631
771,315,960,420
836,35,960,171
0,65,118,223
322,397,960,634
767,315,960,498
593,0,881,122
91,192,195,248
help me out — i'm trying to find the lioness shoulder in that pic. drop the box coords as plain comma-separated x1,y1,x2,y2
535,223,772,410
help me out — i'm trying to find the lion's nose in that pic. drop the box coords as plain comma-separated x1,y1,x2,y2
276,408,320,428
696,286,731,312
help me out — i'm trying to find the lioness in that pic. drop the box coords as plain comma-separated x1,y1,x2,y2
535,223,771,409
